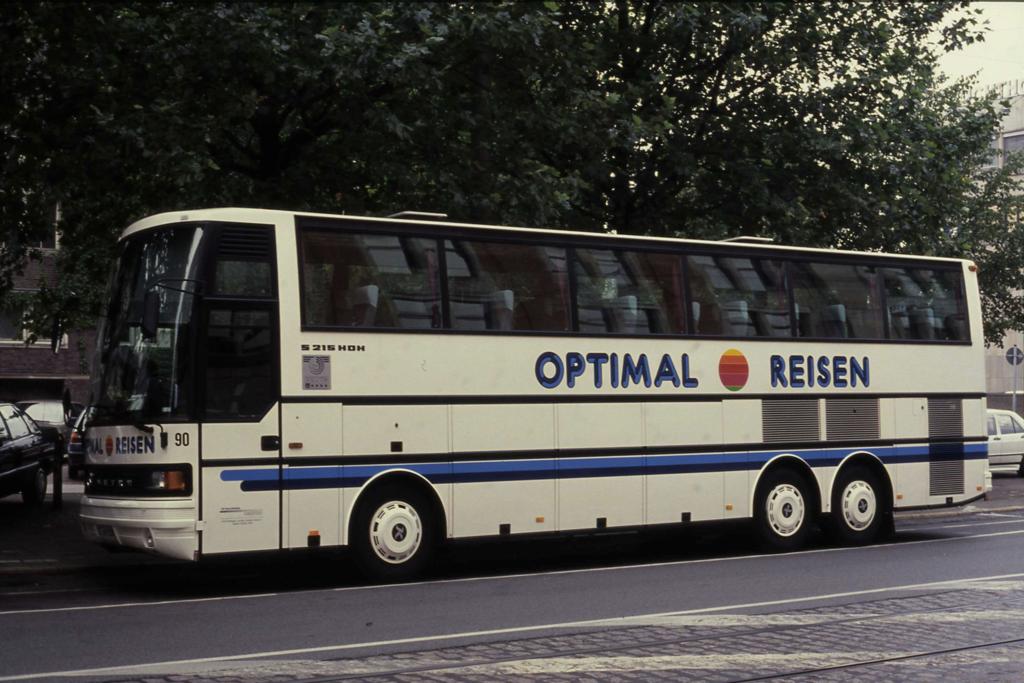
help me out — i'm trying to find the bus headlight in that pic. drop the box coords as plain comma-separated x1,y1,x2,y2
150,469,189,492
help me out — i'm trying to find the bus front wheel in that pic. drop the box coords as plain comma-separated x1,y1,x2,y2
830,466,885,545
352,485,435,581
754,468,813,551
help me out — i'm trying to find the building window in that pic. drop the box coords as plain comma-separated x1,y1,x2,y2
1004,132,1024,160
0,293,31,342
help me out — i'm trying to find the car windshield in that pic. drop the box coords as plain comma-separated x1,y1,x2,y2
92,226,205,424
18,402,60,423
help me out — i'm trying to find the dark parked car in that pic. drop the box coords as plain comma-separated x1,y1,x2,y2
66,408,91,481
0,402,61,504
16,399,82,457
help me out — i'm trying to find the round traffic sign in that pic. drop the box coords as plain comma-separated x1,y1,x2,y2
1007,346,1024,366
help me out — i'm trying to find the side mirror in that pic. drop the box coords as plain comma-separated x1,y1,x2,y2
141,289,159,340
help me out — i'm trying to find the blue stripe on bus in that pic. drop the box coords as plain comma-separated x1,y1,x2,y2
222,442,987,492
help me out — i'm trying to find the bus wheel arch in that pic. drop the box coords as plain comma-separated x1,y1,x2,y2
347,471,446,580
829,453,892,545
751,456,819,551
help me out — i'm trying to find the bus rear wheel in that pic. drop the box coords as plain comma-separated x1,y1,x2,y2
352,485,435,581
754,468,813,551
830,466,885,545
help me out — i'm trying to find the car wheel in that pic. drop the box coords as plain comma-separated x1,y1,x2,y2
753,468,814,551
830,465,886,545
351,484,436,581
21,467,47,506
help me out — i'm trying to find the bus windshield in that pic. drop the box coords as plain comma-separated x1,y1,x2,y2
92,226,205,424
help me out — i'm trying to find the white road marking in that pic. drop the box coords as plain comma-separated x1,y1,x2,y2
5,571,1024,681
5,528,1024,617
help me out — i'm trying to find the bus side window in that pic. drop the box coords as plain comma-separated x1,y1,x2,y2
882,267,967,341
211,226,275,298
204,308,275,419
445,239,570,332
572,248,686,336
687,255,789,337
214,260,273,297
791,262,883,340
300,231,441,330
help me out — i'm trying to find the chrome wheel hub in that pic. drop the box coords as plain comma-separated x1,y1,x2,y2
369,500,422,564
841,480,877,531
766,484,805,537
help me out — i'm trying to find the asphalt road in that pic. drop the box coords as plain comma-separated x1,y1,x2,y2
2,474,1024,681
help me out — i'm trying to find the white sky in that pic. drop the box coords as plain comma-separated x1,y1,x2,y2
937,1,1024,85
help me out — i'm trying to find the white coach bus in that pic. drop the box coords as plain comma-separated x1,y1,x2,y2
80,208,988,578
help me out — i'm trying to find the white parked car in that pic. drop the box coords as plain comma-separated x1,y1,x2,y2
987,409,1024,475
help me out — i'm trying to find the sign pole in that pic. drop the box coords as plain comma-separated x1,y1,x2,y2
1008,346,1024,414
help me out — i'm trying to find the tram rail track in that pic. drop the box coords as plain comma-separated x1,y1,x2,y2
738,636,1024,681
244,587,1024,683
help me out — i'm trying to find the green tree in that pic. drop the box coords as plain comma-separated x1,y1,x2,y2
2,1,1020,341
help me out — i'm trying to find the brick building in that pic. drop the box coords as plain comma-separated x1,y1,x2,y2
0,237,94,405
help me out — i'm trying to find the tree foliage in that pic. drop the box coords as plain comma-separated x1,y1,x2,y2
1,1,1021,341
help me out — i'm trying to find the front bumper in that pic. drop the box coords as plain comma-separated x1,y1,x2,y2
79,495,197,561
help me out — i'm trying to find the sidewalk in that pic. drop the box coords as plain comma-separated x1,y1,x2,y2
895,470,1024,519
2,471,1023,577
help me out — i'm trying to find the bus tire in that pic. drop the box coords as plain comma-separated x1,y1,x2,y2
21,466,47,506
351,484,435,581
830,465,885,545
754,468,812,551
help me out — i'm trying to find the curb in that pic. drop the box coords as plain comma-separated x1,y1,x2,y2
894,503,1024,520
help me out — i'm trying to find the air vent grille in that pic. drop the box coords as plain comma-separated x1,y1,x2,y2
219,227,272,259
762,399,820,443
928,398,963,439
825,399,880,441
929,459,964,496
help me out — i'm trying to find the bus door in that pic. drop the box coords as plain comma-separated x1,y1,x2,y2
197,224,282,555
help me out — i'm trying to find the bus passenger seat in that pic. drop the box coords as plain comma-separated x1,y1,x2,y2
695,301,725,335
723,300,753,336
489,290,514,330
888,304,910,339
824,304,847,338
909,306,936,340
613,295,639,333
944,314,966,340
347,284,379,327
